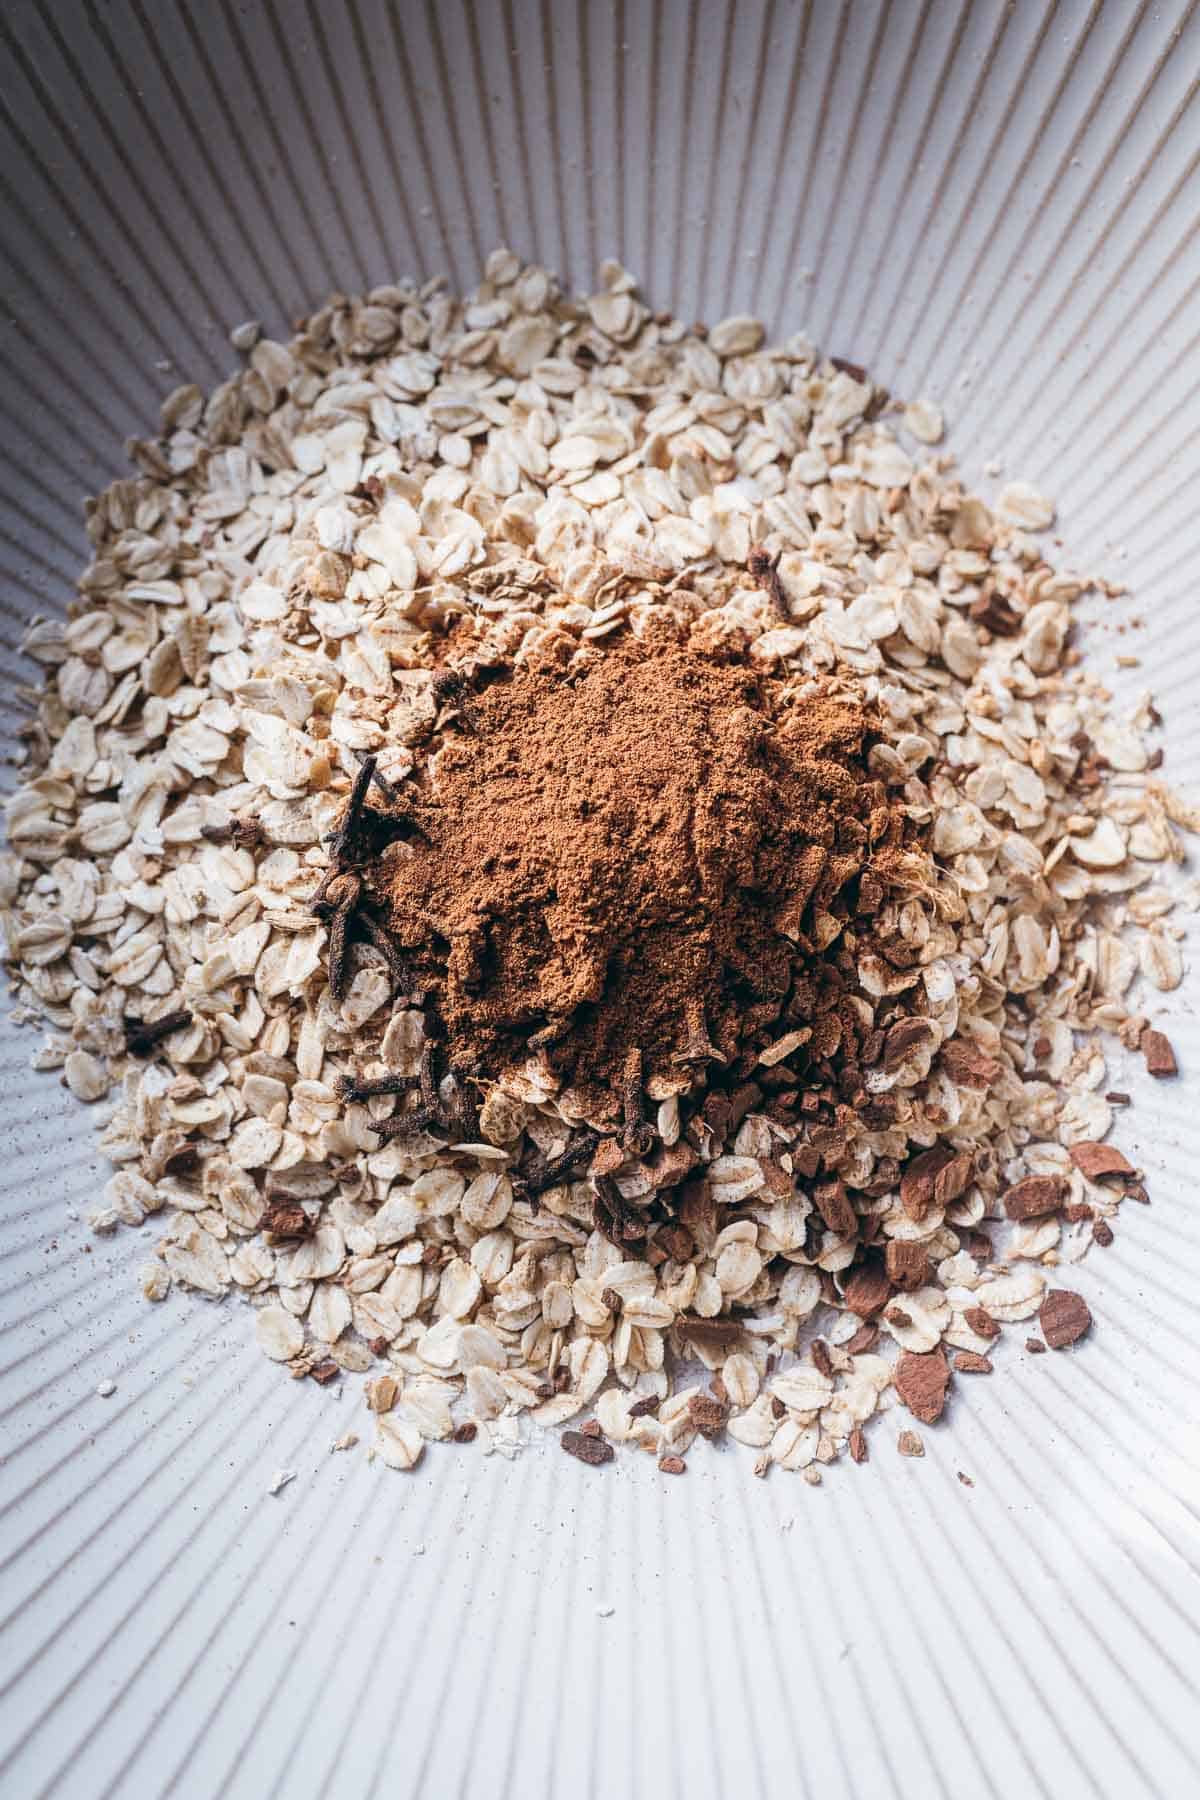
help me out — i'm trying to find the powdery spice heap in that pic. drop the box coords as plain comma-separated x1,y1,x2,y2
2,254,1193,1479
351,636,912,1125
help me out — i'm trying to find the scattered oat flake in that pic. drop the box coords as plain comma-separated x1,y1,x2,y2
96,1379,116,1398
996,480,1055,530
897,1431,925,1458
903,398,944,444
267,1468,297,1496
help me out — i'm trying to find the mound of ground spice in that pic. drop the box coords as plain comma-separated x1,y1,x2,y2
357,634,912,1121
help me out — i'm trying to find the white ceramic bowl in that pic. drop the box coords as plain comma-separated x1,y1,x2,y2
2,4,1199,1795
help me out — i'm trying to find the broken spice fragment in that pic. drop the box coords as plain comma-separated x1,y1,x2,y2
885,1241,929,1291
1141,1028,1178,1079
1039,1290,1093,1350
1003,1174,1066,1221
1070,1144,1136,1181
843,1260,893,1319
561,1430,615,1467
894,1348,951,1424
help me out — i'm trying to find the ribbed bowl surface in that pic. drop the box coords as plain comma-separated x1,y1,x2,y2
2,4,1199,1796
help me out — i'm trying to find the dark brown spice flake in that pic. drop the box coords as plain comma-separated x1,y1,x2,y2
561,1429,614,1467
677,1315,745,1344
1040,1288,1092,1349
1141,1027,1178,1079
1070,1142,1135,1181
687,1393,730,1438
260,1200,311,1240
842,1259,891,1319
201,816,267,850
894,1347,950,1424
885,1240,929,1290
1003,1174,1066,1221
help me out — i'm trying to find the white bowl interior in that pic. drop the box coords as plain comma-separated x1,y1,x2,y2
2,4,1200,1796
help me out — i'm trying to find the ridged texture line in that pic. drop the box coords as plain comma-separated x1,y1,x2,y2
1,3,1199,1796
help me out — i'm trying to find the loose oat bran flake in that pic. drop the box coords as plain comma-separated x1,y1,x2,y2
2,253,1190,1478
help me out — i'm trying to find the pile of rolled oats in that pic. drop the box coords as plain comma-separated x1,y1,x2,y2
3,254,1193,1478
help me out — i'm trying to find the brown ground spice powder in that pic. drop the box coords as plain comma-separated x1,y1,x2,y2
361,634,912,1119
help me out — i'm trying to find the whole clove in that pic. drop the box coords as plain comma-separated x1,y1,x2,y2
592,1173,647,1247
123,1009,193,1058
521,1131,600,1200
352,746,402,804
368,1103,445,1143
621,1047,655,1157
336,1069,420,1102
747,544,792,623
324,872,362,1003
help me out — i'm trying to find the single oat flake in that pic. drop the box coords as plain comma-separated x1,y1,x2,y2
2,254,1191,1482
